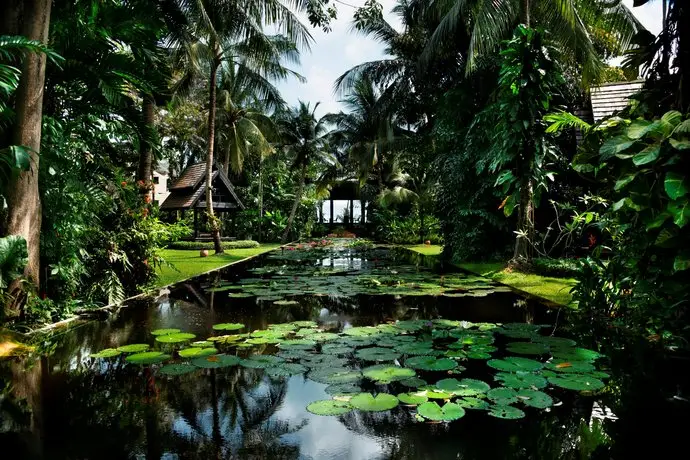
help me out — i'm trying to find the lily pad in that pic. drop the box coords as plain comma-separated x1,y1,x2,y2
516,389,553,408
362,364,416,384
212,323,245,331
545,359,595,374
550,347,602,362
397,392,429,405
355,347,400,361
178,347,217,358
532,336,577,347
125,351,170,365
494,372,547,389
405,356,457,371
487,357,543,372
266,363,309,378
417,402,465,421
306,400,352,416
349,393,399,412
321,344,353,355
487,387,518,405
155,333,196,343
343,326,380,337
324,383,362,395
395,342,436,356
191,341,214,348
419,387,454,399
278,339,317,350
90,348,121,359
400,377,427,388
241,354,285,369
151,328,181,336
488,405,525,419
548,374,605,391
457,397,490,410
160,363,197,375
436,378,489,396
192,354,241,369
117,344,150,353
505,342,549,355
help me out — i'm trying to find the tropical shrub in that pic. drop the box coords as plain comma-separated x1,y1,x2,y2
372,208,442,245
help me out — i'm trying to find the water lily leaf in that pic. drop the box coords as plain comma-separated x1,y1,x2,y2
350,393,399,412
292,321,318,328
151,328,181,336
306,399,353,416
466,351,493,360
397,392,429,405
548,374,605,391
241,354,285,369
516,389,553,408
228,292,254,298
125,351,170,365
494,372,547,389
160,363,197,376
488,405,525,419
178,347,217,358
449,332,494,345
306,332,340,342
417,402,465,421
405,356,457,371
324,383,362,395
117,344,150,353
487,387,518,405
355,347,400,361
432,319,462,328
278,339,317,350
362,364,416,383
321,344,353,355
457,397,490,410
302,356,349,369
212,323,245,331
339,336,376,348
487,357,543,372
588,370,610,379
400,377,427,388
445,350,466,359
155,333,196,343
436,378,489,396
505,342,549,355
191,341,214,348
273,299,299,306
90,348,121,359
545,359,595,373
192,354,241,369
550,347,602,362
396,342,436,355
266,363,309,378
343,326,380,336
532,336,577,347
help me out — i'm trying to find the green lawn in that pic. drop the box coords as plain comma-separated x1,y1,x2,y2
406,245,576,306
156,244,280,287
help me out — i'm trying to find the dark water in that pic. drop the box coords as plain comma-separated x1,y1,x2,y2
0,246,628,459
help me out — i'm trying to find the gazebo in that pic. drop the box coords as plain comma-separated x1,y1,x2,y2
160,162,244,240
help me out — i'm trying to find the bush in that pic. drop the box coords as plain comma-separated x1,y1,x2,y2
532,258,581,278
168,240,260,250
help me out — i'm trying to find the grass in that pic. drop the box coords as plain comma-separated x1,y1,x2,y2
406,245,576,307
156,244,281,287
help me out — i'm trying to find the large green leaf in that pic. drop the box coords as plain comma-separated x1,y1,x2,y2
417,401,465,421
632,144,660,165
306,400,353,416
599,135,634,159
349,393,399,412
0,235,28,288
362,364,415,383
665,172,688,200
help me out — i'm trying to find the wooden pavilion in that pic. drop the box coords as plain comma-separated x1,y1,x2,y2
160,162,244,240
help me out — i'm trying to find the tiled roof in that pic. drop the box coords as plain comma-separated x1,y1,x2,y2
169,162,206,190
590,80,644,122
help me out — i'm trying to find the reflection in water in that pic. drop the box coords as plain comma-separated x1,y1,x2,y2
0,246,616,459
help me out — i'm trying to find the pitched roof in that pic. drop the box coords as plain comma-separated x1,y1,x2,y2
160,163,245,211
590,80,644,122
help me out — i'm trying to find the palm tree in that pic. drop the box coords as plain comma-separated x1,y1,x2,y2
420,0,642,83
215,35,305,175
276,102,337,242
170,0,311,254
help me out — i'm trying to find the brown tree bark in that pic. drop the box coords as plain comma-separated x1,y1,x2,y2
137,96,155,184
678,2,689,112
282,163,307,243
5,0,52,310
206,56,223,254
511,174,534,267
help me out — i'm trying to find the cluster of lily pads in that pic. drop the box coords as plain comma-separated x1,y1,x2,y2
90,317,608,422
205,246,513,299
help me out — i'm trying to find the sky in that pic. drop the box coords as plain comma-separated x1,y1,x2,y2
275,0,664,118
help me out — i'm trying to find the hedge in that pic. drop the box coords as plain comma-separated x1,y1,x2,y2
168,240,260,250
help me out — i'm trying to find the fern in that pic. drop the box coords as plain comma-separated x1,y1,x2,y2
544,110,592,134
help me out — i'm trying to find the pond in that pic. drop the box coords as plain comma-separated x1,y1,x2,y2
1,242,610,459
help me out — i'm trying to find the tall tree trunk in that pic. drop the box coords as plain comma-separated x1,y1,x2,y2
137,96,155,185
520,0,531,26
222,134,231,176
678,1,690,112
206,58,223,254
282,163,307,243
5,0,52,314
512,174,534,266
258,154,263,242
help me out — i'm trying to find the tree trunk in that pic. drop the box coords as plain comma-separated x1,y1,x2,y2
282,163,307,243
678,2,690,112
511,175,534,266
206,58,223,254
137,96,155,185
258,155,263,242
5,0,52,313
520,0,531,26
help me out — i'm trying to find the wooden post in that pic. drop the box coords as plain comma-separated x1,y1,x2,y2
349,200,354,225
193,207,198,240
329,200,334,225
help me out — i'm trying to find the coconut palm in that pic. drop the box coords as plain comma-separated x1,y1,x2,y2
276,102,337,242
420,0,643,83
170,0,311,254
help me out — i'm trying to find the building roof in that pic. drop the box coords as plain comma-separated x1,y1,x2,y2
590,80,644,122
160,163,244,211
